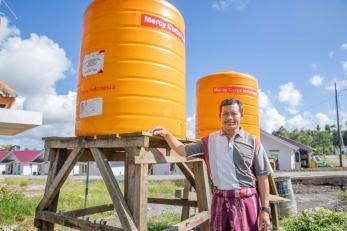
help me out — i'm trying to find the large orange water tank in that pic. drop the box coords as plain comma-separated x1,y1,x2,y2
196,71,259,138
75,0,186,137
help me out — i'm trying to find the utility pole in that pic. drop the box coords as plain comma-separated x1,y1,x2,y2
334,82,343,167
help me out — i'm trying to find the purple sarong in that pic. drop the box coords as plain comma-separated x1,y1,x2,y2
210,188,259,231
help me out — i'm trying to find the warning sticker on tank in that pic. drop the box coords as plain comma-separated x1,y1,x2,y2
141,14,185,43
80,97,103,118
82,50,105,77
213,87,258,97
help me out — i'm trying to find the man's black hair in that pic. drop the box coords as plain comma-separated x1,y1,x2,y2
219,98,243,116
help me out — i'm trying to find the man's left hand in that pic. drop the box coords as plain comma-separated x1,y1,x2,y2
259,211,270,231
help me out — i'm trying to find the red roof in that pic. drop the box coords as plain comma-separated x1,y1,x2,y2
12,150,43,163
0,151,10,161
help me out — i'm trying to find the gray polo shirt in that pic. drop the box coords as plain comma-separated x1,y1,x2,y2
185,129,272,189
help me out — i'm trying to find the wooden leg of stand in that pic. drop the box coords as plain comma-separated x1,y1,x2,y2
181,180,192,221
125,148,148,231
36,149,68,231
193,161,211,231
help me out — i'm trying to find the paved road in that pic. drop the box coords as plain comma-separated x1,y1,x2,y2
325,155,347,167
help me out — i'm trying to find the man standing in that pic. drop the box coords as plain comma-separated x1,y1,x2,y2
150,98,272,231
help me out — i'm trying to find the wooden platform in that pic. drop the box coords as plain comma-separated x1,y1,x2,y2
34,132,211,231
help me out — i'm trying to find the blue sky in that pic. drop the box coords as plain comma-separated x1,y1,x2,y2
1,0,347,148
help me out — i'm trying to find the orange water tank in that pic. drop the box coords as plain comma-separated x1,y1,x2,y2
75,0,186,137
196,71,259,138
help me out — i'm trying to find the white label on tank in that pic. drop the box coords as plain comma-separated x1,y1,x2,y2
82,50,105,77
80,98,103,118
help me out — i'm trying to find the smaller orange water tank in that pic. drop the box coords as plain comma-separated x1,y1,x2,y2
196,71,259,138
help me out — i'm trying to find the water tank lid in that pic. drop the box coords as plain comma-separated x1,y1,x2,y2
197,71,257,82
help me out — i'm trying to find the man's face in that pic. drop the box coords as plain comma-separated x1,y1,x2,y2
220,104,243,132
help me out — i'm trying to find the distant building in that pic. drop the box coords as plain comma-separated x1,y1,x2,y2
261,130,313,170
69,161,125,177
11,150,47,175
0,151,15,174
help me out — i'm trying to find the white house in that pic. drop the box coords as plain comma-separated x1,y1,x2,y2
0,151,16,174
261,130,313,170
11,150,47,175
69,161,125,176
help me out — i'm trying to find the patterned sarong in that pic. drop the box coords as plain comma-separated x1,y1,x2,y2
210,188,259,231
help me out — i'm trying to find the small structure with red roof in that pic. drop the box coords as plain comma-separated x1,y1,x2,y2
0,150,16,174
9,150,47,175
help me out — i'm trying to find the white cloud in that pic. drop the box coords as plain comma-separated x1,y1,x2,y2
0,33,71,97
285,112,335,131
259,90,286,132
285,114,312,131
212,0,249,11
0,17,75,149
343,61,347,75
186,114,196,139
329,51,335,58
315,113,333,128
277,82,302,114
309,75,323,86
341,43,347,50
0,16,19,43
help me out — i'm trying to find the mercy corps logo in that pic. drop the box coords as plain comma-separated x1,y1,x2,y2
141,14,185,43
213,87,258,97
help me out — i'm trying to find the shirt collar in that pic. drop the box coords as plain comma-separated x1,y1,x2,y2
219,127,244,138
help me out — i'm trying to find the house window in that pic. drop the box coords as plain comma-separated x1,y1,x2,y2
81,164,88,174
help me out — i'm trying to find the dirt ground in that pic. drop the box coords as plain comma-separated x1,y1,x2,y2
292,183,346,213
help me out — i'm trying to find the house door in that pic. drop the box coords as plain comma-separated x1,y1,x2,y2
7,164,13,174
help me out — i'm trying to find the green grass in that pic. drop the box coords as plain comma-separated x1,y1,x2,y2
148,213,181,231
281,208,347,231
0,179,183,227
0,186,41,225
3,178,46,186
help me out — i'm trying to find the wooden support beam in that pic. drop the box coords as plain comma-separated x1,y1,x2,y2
44,136,150,149
162,211,210,231
175,188,197,201
268,173,280,230
91,148,138,231
147,197,197,207
192,161,211,231
64,204,114,218
37,148,84,211
176,163,196,189
125,147,148,231
35,149,68,230
36,210,123,231
179,181,193,221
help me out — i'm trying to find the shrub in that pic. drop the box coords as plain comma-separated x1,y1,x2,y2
281,208,347,231
0,186,40,225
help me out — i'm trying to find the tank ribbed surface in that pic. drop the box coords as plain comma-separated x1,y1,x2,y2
196,71,259,138
76,0,186,137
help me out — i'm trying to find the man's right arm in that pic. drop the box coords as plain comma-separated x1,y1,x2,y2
149,126,187,156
